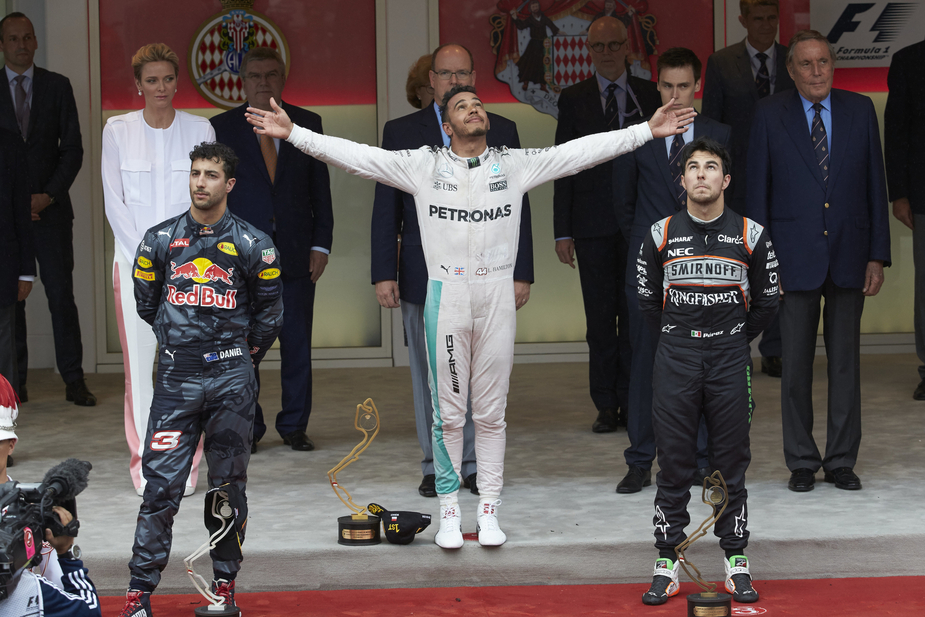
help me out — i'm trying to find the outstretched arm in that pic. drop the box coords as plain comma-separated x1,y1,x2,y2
646,97,696,139
247,97,426,196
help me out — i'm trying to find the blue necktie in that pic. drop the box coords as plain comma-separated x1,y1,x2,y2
811,102,828,185
604,83,619,129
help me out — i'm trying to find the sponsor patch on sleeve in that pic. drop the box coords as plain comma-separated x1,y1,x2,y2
218,242,238,256
258,268,281,280
262,248,276,264
137,256,153,268
134,268,155,281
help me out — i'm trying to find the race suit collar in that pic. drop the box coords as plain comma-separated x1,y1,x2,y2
446,145,491,169
186,208,232,237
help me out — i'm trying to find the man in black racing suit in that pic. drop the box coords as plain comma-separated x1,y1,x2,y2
636,137,778,606
120,142,283,617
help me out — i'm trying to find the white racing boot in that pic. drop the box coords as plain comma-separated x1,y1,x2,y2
434,493,463,549
476,498,506,546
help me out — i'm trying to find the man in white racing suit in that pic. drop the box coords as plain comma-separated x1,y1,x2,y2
246,85,694,548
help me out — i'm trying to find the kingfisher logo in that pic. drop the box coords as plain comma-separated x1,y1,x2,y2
446,335,460,394
170,259,234,285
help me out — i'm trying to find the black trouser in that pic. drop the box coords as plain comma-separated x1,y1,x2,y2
652,339,752,554
574,233,631,413
780,273,864,472
254,272,315,440
129,353,256,590
16,221,84,386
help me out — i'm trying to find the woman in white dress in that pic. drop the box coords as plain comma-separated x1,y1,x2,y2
101,43,213,496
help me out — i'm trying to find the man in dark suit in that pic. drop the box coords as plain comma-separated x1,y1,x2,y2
0,128,34,392
0,12,93,405
701,0,795,378
747,30,891,492
553,16,659,440
371,43,533,497
211,47,334,452
884,39,925,400
615,47,731,494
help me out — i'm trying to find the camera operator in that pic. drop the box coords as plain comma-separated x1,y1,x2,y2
0,375,101,616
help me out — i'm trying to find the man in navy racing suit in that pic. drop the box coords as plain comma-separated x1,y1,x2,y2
636,137,777,606
245,85,694,549
119,142,283,617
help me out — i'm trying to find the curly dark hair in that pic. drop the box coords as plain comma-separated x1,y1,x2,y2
190,142,239,180
439,85,478,123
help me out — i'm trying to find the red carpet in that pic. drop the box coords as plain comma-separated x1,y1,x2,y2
100,576,925,616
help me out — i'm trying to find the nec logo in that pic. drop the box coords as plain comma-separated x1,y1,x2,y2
827,3,917,43
667,247,694,258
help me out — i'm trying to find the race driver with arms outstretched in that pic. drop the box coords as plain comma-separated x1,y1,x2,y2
246,85,694,549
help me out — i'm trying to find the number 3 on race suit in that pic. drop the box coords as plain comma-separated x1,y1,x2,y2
151,430,183,451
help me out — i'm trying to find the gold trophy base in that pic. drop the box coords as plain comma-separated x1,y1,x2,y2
686,591,732,616
337,514,381,546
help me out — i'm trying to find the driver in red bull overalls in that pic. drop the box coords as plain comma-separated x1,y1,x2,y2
119,142,283,617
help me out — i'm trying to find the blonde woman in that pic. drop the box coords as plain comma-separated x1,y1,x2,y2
101,43,212,496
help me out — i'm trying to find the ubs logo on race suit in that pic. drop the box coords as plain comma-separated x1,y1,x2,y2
433,180,458,192
168,258,237,309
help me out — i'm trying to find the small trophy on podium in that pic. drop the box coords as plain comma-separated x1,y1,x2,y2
675,470,733,617
327,398,382,546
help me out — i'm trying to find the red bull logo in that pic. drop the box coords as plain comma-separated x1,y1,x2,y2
170,259,234,285
167,284,237,309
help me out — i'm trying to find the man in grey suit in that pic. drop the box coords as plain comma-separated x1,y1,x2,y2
615,47,731,494
701,0,794,379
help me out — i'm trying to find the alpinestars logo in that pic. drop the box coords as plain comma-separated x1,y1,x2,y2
734,505,747,537
731,322,745,335
654,506,671,540
446,335,460,394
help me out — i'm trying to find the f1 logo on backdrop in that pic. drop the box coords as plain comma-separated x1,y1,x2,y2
813,2,922,67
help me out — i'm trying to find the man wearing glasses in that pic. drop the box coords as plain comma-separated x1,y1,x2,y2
371,44,534,499
552,17,659,461
211,47,334,454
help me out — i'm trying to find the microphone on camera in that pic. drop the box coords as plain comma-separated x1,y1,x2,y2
39,459,92,501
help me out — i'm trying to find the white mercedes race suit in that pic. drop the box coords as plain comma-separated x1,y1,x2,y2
288,121,653,496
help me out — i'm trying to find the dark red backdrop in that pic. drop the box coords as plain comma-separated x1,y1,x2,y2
439,0,887,102
99,0,377,110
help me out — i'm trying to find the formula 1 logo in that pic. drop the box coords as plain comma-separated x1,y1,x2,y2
171,259,234,285
814,1,923,67
827,3,917,44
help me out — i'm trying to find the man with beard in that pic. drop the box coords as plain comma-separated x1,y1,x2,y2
636,138,777,605
246,85,693,549
119,142,283,617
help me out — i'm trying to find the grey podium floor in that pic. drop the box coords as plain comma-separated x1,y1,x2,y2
10,355,924,595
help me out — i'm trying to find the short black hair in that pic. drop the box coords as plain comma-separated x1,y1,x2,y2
680,137,732,177
440,85,478,123
190,142,239,180
0,12,29,40
657,47,702,83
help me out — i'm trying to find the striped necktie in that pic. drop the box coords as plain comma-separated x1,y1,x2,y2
755,52,771,99
604,83,619,129
811,102,828,185
669,134,686,208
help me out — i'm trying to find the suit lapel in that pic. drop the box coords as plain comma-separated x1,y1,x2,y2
27,67,46,140
734,43,760,104
0,69,20,135
782,91,826,190
827,90,852,192
419,105,444,147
